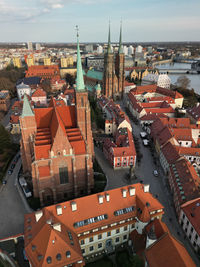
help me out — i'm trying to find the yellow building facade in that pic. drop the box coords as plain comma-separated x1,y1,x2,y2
61,56,74,68
13,57,22,68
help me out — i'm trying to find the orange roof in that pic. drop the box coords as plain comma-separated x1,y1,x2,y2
181,197,200,236
145,218,169,239
24,185,164,266
145,232,196,267
32,88,47,97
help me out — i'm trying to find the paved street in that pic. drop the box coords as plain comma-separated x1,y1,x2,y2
94,102,200,266
0,157,29,240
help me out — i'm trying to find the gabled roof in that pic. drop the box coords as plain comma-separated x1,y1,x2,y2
181,197,200,236
32,88,47,98
24,184,164,267
145,232,196,267
86,69,103,81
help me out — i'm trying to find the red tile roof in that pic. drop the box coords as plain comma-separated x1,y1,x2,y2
161,141,181,164
145,232,196,267
169,159,200,204
24,184,164,266
34,98,86,159
181,197,200,236
32,88,47,97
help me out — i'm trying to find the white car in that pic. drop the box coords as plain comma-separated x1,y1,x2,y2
153,170,158,177
143,139,149,146
22,186,32,198
140,132,147,138
19,177,27,187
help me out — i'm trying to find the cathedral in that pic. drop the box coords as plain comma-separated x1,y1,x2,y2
20,33,94,206
103,23,125,99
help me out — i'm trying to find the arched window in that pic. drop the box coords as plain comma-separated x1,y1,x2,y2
81,97,84,107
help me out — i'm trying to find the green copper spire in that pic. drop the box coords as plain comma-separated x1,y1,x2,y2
76,25,85,91
119,21,123,54
21,94,34,117
107,22,112,54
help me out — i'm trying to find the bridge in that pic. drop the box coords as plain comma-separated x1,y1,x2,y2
158,69,199,74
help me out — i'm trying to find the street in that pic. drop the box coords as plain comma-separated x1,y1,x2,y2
0,157,29,240
94,101,200,266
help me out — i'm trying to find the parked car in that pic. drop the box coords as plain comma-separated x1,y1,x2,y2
140,132,147,138
19,177,27,187
2,180,7,185
153,170,158,177
10,164,15,170
143,139,149,146
8,170,13,175
22,186,32,198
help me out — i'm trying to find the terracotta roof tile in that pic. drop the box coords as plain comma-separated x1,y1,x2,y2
145,232,196,267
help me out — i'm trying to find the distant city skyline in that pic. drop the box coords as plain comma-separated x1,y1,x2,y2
0,0,200,42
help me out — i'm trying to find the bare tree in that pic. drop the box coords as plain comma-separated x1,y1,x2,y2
176,75,191,89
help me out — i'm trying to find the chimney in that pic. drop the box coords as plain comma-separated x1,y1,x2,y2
56,205,62,215
35,210,43,222
129,187,135,196
53,223,61,232
71,201,77,211
105,193,110,202
122,189,127,198
98,195,104,204
144,184,150,193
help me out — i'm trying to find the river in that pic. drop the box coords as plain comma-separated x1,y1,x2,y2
157,62,200,94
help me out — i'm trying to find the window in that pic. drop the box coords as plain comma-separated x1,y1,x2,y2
116,229,120,234
80,240,84,245
98,234,102,240
185,228,188,232
115,237,120,243
123,235,127,240
124,226,128,231
195,234,198,240
59,167,68,184
191,227,194,233
187,220,189,226
98,243,102,249
193,242,197,247
107,232,111,237
189,235,192,240
183,214,185,219
81,97,84,107
89,246,94,252
89,237,93,242
81,249,85,254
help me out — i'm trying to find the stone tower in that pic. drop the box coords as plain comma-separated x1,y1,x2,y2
75,29,94,193
103,23,115,98
115,22,125,98
20,94,36,173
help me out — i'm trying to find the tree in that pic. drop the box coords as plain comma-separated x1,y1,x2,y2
65,73,75,86
176,75,191,89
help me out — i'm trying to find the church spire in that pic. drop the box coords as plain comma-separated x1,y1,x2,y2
21,94,34,117
76,25,85,91
119,21,123,54
107,21,112,54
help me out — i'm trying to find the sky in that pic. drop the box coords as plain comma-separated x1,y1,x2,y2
0,0,200,43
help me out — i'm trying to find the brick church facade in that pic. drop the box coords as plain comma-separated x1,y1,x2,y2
20,35,94,206
103,24,125,99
